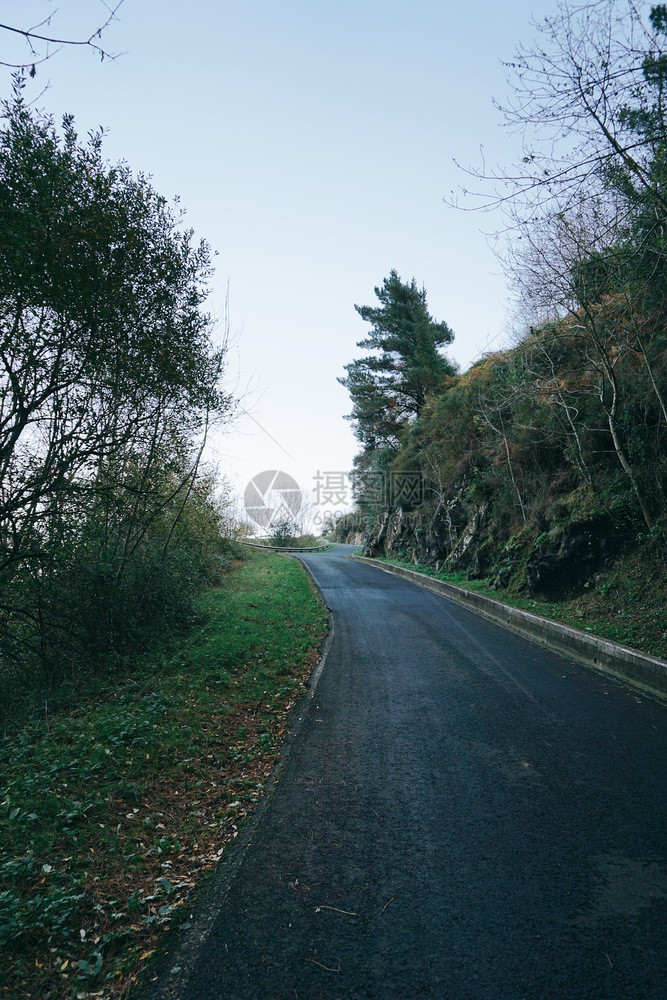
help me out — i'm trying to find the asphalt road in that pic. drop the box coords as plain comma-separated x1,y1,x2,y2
146,545,667,1000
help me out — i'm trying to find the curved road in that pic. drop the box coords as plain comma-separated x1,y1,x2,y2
147,545,667,999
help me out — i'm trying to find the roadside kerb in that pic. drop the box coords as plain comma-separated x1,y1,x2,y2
354,555,667,703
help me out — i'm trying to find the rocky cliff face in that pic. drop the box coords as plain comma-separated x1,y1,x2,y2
364,494,622,599
364,490,491,575
524,517,623,598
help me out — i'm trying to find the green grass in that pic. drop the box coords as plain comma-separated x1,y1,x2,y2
372,551,667,661
0,549,327,999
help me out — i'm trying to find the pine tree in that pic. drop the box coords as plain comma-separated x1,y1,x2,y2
339,270,456,451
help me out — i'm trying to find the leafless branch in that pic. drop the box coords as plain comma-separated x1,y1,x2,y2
0,2,125,71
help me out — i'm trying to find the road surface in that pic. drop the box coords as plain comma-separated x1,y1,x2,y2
145,545,667,999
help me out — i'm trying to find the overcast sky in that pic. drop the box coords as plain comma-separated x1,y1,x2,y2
6,0,564,527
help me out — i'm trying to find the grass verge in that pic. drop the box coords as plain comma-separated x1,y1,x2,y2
0,548,327,999
371,550,667,661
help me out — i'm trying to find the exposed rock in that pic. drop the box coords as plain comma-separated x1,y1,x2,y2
525,521,611,598
447,502,489,571
364,496,630,603
363,490,490,574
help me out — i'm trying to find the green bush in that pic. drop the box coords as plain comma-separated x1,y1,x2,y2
269,518,299,547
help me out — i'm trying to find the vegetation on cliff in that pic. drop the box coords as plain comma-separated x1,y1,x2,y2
338,2,667,657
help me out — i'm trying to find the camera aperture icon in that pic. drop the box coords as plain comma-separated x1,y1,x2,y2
244,470,302,531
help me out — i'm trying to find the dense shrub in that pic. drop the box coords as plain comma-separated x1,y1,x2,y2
0,83,233,705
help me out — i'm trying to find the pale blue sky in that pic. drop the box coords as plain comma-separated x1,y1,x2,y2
5,0,562,522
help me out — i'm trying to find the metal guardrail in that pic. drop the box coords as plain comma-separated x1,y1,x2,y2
239,540,331,553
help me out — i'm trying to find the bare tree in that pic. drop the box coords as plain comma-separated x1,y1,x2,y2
456,1,665,218
0,2,125,74
453,1,667,531
508,201,662,529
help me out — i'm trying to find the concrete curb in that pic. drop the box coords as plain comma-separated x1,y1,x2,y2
355,555,667,703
